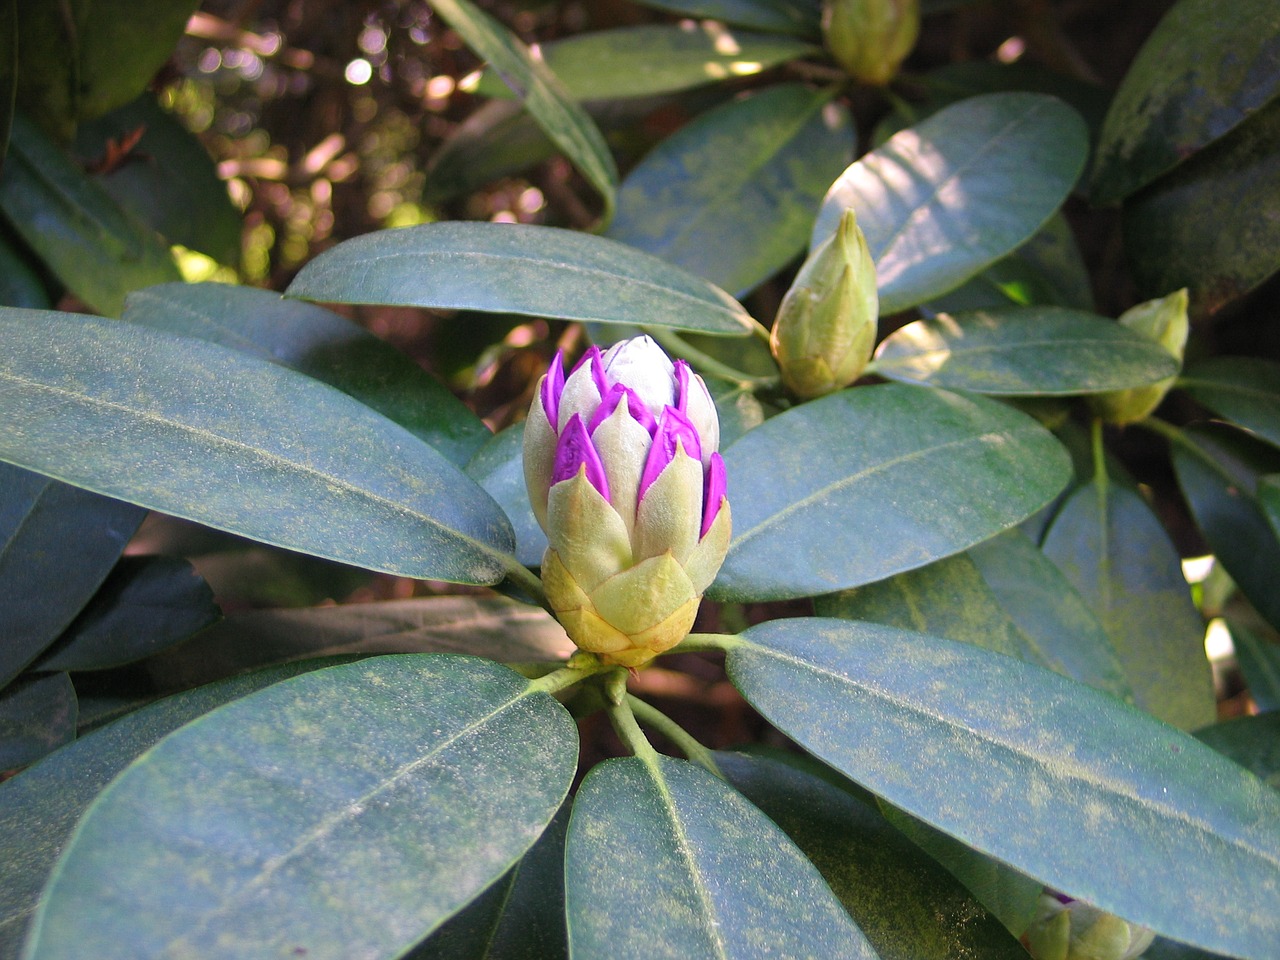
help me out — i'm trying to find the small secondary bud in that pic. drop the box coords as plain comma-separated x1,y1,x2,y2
1090,289,1189,425
822,0,920,86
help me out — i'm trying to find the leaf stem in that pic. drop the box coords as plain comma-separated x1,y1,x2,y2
603,672,660,762
1090,416,1109,491
527,653,611,695
645,327,779,390
502,558,549,608
626,695,722,778
669,632,742,654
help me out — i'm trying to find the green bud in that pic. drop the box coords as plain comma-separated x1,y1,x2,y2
1023,894,1155,960
771,208,879,400
1090,288,1189,425
822,0,920,86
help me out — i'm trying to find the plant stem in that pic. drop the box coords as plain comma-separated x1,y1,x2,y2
528,655,611,696
502,559,549,609
670,632,742,654
603,674,660,762
646,327,779,389
626,695,722,777
1090,416,1109,490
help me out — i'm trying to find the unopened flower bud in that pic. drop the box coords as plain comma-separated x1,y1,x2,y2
823,0,920,86
1023,893,1155,960
1090,289,1189,425
771,208,879,400
523,337,730,668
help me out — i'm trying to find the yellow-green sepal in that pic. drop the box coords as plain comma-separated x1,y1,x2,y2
522,381,559,533
685,499,731,595
634,446,703,565
546,469,631,592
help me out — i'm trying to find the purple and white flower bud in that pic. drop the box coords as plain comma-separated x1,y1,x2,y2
523,336,731,667
1023,893,1155,960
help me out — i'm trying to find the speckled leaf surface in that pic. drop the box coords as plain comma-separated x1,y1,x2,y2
712,384,1070,601
813,93,1087,315
873,307,1177,395
1195,712,1280,788
287,221,754,335
465,424,546,569
1090,0,1280,205
0,674,76,772
725,617,1280,959
629,0,822,37
124,282,490,467
1041,480,1215,730
1179,357,1280,451
0,308,515,584
23,655,578,960
606,84,854,296
565,755,875,960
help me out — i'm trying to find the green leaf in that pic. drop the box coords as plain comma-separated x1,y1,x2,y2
33,557,219,673
0,660,344,960
1179,357,1280,450
607,84,854,296
872,307,1179,395
1122,95,1280,318
0,0,15,165
1227,621,1280,714
0,462,145,688
1195,712,1280,787
423,99,558,205
74,96,241,265
565,754,874,959
712,384,1071,601
1041,479,1216,730
725,617,1280,959
1262,474,1280,539
465,424,546,569
24,655,578,960
1169,424,1280,633
1090,0,1280,205
145,595,574,691
817,528,1132,700
0,230,51,309
0,114,180,316
0,674,76,772
427,0,617,219
287,221,754,336
814,93,1088,315
629,0,822,38
717,752,1028,960
469,25,817,100
123,282,491,467
0,308,516,584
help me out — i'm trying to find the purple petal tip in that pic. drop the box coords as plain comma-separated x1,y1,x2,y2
639,408,701,502
541,351,566,428
701,452,726,537
551,414,610,501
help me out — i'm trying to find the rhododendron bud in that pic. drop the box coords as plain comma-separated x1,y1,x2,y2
771,208,879,400
1023,893,1155,960
1090,289,1189,425
524,337,730,667
823,0,919,86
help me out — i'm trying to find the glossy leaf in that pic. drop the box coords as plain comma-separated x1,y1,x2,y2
0,308,516,584
1042,480,1216,730
0,462,146,688
287,221,755,335
817,528,1132,700
24,656,578,960
465,424,546,568
1123,96,1280,317
0,674,76,772
629,0,822,37
468,24,817,100
0,114,180,316
1090,0,1280,205
565,754,874,959
1170,424,1280,633
725,617,1280,959
872,307,1178,395
124,282,491,467
33,557,219,673
814,93,1088,315
607,84,854,296
1179,357,1280,450
427,0,617,218
1229,621,1280,714
717,752,1028,960
0,660,344,960
712,384,1071,601
1195,712,1280,787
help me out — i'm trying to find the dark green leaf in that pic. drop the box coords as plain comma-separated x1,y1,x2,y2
1042,480,1215,729
123,282,491,467
0,660,343,960
0,114,180,316
607,84,854,296
1122,96,1280,318
565,754,874,959
0,0,14,165
0,674,76,771
0,229,50,309
717,752,1028,960
1195,712,1280,787
423,99,558,205
74,96,241,265
33,557,219,673
287,221,755,335
1179,357,1280,450
712,384,1071,601
726,617,1280,959
465,424,546,569
872,307,1178,395
705,374,770,448
0,308,516,584
0,462,145,688
427,0,617,218
1090,0,1280,205
817,528,1132,699
629,0,822,37
814,93,1088,314
468,25,817,100
1229,621,1280,713
1262,474,1280,539
24,655,578,960
1170,424,1280,633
